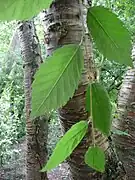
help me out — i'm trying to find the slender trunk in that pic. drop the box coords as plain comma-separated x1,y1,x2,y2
113,46,135,179
42,0,125,179
18,20,48,180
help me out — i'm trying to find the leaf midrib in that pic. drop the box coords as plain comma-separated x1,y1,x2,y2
45,122,87,169
55,123,87,148
89,9,119,50
36,45,80,114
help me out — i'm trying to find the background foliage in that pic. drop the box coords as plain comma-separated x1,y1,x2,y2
0,0,135,178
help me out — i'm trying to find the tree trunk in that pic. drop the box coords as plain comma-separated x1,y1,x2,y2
18,20,48,180
42,0,125,179
112,46,135,179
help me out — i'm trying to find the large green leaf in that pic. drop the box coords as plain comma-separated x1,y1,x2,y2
86,83,112,135
31,44,83,118
87,6,132,67
0,0,52,20
85,146,105,172
41,121,88,171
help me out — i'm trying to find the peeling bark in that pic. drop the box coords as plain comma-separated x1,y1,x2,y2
18,20,48,180
113,46,135,180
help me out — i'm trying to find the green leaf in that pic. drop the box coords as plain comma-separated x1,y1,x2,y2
41,121,88,171
87,6,132,67
112,129,130,136
31,44,83,118
85,146,105,172
86,83,112,135
0,0,52,20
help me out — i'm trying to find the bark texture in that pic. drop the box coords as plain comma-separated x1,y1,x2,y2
42,0,125,179
113,46,135,180
18,20,48,180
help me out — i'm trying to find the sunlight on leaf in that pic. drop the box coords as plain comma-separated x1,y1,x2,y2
41,121,88,171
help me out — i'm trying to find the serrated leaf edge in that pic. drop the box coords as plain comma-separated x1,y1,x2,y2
33,45,82,116
42,121,88,171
